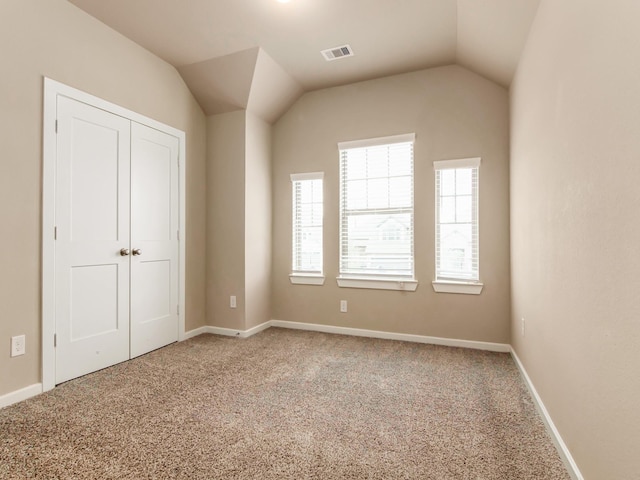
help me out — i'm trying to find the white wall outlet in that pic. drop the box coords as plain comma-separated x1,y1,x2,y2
340,300,348,313
230,295,237,309
521,317,526,337
11,335,26,357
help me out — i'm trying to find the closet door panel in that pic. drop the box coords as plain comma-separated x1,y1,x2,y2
130,122,180,358
55,96,131,384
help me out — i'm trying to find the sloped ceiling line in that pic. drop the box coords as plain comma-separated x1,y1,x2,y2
69,0,541,121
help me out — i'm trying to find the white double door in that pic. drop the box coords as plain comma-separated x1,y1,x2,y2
54,96,180,384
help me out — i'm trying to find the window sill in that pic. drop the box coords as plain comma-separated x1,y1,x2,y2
290,274,325,286
432,281,483,295
337,277,418,291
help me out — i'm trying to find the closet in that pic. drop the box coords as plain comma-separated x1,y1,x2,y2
44,82,183,386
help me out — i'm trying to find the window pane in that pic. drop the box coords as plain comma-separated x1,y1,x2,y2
299,203,313,224
435,163,479,282
367,178,388,209
456,195,472,223
312,204,323,225
311,179,323,202
439,224,473,276
345,213,412,275
340,139,414,278
440,169,456,196
299,182,312,203
392,153,412,177
300,226,322,270
346,151,367,180
347,179,367,209
367,148,388,178
292,176,323,274
439,197,456,224
455,168,472,195
389,176,411,208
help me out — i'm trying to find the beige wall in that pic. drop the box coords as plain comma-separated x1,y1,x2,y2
0,0,207,397
510,0,640,478
206,110,272,331
245,113,272,330
206,111,247,329
4,3,634,476
272,65,511,342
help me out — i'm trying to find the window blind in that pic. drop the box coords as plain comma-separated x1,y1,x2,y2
339,135,415,279
434,158,480,282
291,172,323,274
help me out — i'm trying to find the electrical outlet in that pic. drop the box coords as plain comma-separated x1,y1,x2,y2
230,296,237,309
340,300,347,313
11,335,26,357
521,317,526,337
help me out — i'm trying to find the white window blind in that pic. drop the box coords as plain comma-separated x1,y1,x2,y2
291,172,323,274
339,134,415,279
434,157,480,282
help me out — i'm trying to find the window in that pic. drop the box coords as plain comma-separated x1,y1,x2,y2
337,134,417,291
290,172,324,285
433,157,483,294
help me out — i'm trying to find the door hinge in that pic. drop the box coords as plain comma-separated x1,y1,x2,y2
54,226,57,240
55,120,58,133
177,305,180,315
54,334,57,347
177,230,180,241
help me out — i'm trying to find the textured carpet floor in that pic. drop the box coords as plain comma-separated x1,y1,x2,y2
1,328,571,479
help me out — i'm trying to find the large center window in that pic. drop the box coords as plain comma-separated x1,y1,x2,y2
338,134,417,291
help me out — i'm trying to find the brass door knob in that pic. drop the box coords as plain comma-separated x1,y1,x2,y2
119,248,130,256
132,248,142,256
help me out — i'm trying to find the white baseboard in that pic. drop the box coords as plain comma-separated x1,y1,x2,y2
184,321,271,340
184,325,241,338
0,383,42,410
511,349,584,480
243,321,272,337
185,320,509,352
183,326,211,340
269,320,511,352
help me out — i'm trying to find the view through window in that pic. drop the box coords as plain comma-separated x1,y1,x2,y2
434,158,480,282
291,172,323,275
339,134,415,279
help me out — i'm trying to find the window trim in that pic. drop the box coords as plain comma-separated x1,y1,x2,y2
290,172,324,182
433,157,481,295
337,133,418,291
433,157,481,170
337,276,418,291
338,133,416,151
290,274,325,286
432,280,483,295
290,172,324,285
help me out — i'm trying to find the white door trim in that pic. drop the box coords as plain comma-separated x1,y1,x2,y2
42,77,187,392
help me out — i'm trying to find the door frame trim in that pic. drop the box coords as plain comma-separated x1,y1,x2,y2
42,77,187,392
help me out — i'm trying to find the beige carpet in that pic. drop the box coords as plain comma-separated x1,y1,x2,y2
1,328,571,479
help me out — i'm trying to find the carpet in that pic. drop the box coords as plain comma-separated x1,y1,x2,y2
0,328,571,479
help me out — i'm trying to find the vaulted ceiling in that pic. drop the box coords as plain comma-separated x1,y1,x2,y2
69,0,540,121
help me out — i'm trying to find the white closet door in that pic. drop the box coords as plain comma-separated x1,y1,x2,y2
130,122,180,358
55,96,131,384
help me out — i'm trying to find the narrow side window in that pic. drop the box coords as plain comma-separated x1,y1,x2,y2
434,157,480,284
290,172,324,284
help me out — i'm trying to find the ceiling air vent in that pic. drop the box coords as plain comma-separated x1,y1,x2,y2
321,44,354,61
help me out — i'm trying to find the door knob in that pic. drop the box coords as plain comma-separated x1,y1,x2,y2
132,248,142,256
119,248,130,256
